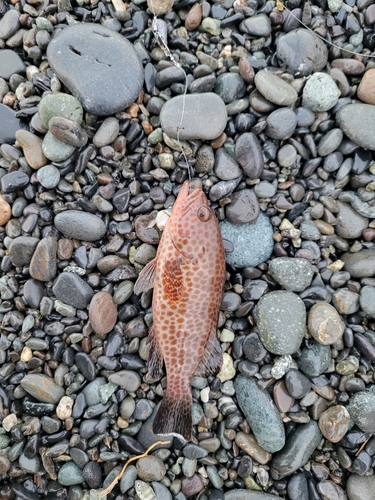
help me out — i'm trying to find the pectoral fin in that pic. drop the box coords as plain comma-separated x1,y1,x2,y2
163,257,184,303
134,258,157,295
194,324,223,377
147,326,164,380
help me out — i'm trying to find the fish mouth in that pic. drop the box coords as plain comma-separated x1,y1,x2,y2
181,188,205,215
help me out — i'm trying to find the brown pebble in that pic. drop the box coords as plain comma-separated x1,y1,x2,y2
273,380,295,413
357,68,375,105
15,130,48,169
81,337,92,353
181,474,205,497
0,195,11,226
210,132,227,149
318,405,350,443
146,0,173,14
363,227,375,241
331,58,365,75
57,238,74,260
239,57,255,84
65,417,74,431
185,3,202,31
126,103,139,117
308,302,344,345
142,120,153,135
89,291,118,335
0,456,11,474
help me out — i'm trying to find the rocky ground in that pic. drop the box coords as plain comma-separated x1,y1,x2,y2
1,0,375,498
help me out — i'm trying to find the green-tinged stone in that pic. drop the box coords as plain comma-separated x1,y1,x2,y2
42,131,76,162
271,420,322,479
99,382,118,404
22,314,35,334
147,128,163,145
268,257,314,292
38,92,83,128
201,17,221,36
336,355,359,375
0,435,11,449
58,462,84,486
113,280,134,305
225,491,280,499
54,300,76,317
234,375,285,453
348,391,375,433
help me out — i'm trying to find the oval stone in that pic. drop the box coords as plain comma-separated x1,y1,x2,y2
21,374,65,404
308,303,344,345
54,210,106,241
348,391,375,433
255,291,306,355
47,23,144,116
160,93,227,141
336,103,375,150
318,405,350,443
89,291,118,335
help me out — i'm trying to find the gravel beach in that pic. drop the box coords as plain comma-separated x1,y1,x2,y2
1,0,375,498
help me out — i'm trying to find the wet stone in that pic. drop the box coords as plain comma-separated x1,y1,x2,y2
58,462,84,486
0,49,25,79
19,453,40,473
37,164,61,189
276,29,328,76
348,391,375,433
0,104,24,145
52,272,94,309
298,340,331,377
49,116,88,148
235,375,285,453
108,370,141,392
269,257,313,292
256,291,306,355
240,14,271,37
220,213,273,268
1,170,29,194
47,23,144,115
24,279,45,308
160,93,227,140
21,374,65,404
308,303,344,345
271,420,322,480
226,189,260,224
235,132,264,179
89,291,117,335
318,405,350,443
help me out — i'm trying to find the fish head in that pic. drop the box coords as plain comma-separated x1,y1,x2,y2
169,180,218,257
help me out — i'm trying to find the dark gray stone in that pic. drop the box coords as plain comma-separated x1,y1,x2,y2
52,272,94,309
54,210,106,241
0,49,25,79
47,23,144,115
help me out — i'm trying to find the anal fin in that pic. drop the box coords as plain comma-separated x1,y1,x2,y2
134,258,157,295
194,324,223,377
147,326,164,380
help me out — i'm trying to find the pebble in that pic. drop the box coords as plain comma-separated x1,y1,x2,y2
0,49,25,79
347,474,375,500
29,236,57,282
220,213,273,268
276,29,328,76
336,201,368,239
0,457,10,475
254,70,298,107
256,291,306,355
83,462,102,489
47,23,144,115
0,195,11,226
285,369,311,399
357,68,375,105
37,164,61,189
348,391,375,433
266,108,297,140
54,210,107,241
108,370,141,392
271,420,322,479
336,103,375,150
89,291,117,335
235,375,285,453
42,130,76,162
308,303,344,345
298,341,331,377
226,189,260,224
0,104,23,144
21,374,65,404
49,116,88,148
15,130,48,169
214,148,242,181
359,285,375,318
241,14,271,37
136,456,166,481
268,257,313,292
235,132,264,179
225,492,279,500
38,93,83,128
302,72,340,111
342,249,375,278
235,432,272,465
0,11,20,40
52,272,94,309
214,73,246,104
332,288,359,315
93,117,120,148
56,396,74,420
120,464,137,493
58,462,84,486
319,405,350,443
160,92,227,141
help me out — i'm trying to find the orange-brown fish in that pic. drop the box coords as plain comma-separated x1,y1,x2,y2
134,180,226,440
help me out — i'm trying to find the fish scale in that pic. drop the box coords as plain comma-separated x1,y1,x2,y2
134,180,226,440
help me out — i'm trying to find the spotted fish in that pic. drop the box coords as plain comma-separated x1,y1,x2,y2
134,180,226,440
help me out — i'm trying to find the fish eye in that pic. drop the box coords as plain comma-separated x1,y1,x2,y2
197,206,211,222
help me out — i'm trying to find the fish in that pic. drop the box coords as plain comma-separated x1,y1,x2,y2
134,180,226,440
134,480,157,500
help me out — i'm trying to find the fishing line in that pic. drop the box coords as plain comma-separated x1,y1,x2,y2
278,0,375,58
149,0,193,186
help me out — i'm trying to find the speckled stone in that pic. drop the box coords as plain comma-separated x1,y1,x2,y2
336,103,375,150
268,257,313,292
348,391,375,433
255,291,306,355
58,462,84,486
235,375,285,453
220,213,273,268
308,303,344,345
298,341,331,377
302,72,340,111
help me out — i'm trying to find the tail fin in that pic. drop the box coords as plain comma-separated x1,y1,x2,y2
153,389,192,441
